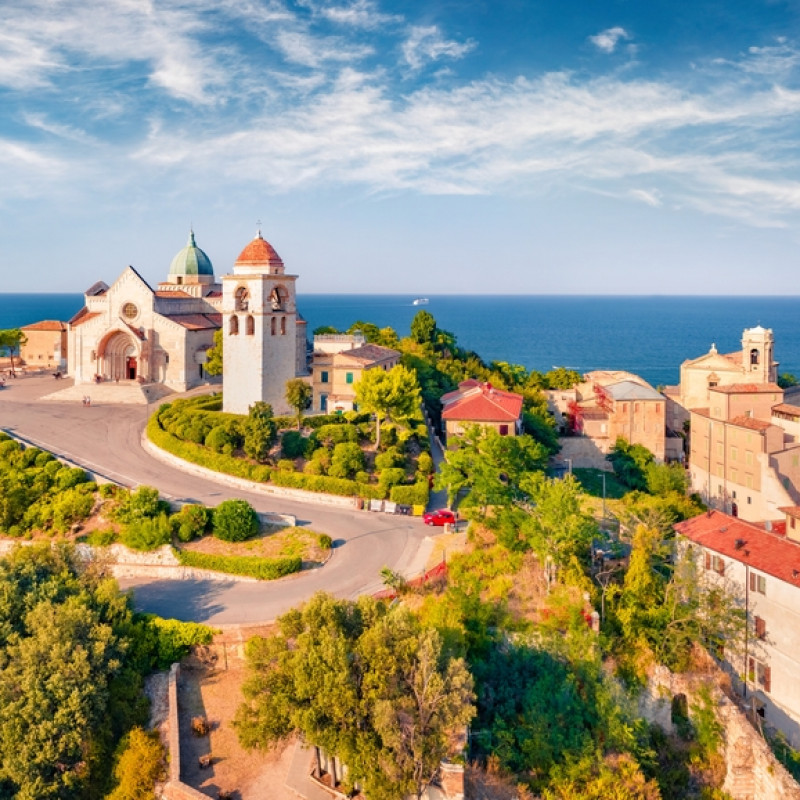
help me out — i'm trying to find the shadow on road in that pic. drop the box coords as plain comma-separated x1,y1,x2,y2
123,579,231,623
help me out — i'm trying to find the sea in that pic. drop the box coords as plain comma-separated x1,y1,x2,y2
1,293,799,388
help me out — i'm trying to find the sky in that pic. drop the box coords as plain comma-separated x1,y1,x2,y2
2,0,800,295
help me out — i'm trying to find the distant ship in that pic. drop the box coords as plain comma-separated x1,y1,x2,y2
412,298,429,306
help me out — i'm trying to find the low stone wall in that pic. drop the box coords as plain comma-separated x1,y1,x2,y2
640,664,800,800
142,431,360,511
162,663,208,800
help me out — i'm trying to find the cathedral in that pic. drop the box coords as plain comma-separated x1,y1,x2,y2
67,229,307,413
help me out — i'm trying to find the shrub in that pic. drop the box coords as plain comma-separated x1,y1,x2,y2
121,513,172,551
277,459,296,472
171,504,210,543
304,459,324,475
106,727,166,800
390,480,430,507
281,430,307,459
355,470,370,484
114,486,168,523
378,424,398,448
191,716,210,737
54,466,89,490
137,615,215,669
378,467,406,490
375,447,404,470
318,534,333,550
205,425,234,454
328,442,364,479
416,452,434,476
175,549,302,580
212,499,259,542
85,528,117,546
50,487,96,532
316,424,358,447
98,483,118,499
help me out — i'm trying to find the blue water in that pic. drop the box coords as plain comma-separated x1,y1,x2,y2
1,293,799,387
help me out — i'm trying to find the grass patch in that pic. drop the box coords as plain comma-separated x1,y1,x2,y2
174,550,302,580
573,468,629,499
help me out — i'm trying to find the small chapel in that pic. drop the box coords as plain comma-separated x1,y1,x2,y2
67,229,308,412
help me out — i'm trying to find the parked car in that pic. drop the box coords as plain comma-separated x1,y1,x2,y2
423,509,456,526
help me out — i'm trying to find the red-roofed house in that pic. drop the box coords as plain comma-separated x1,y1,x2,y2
675,509,800,745
441,381,523,441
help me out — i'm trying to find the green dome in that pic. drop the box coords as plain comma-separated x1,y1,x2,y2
169,231,214,277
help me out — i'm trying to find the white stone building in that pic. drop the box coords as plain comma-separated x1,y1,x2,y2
676,509,800,747
221,229,308,415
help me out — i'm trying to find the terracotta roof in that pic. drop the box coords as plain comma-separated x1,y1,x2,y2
21,320,67,332
728,416,773,431
675,510,800,586
155,290,191,298
164,314,221,331
336,344,400,364
442,382,523,423
235,232,284,270
581,407,609,420
721,350,743,365
441,379,481,403
780,506,800,520
773,403,800,417
69,308,101,327
205,290,222,298
711,383,782,394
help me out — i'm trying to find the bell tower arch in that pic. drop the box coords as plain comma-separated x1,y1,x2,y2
741,325,777,384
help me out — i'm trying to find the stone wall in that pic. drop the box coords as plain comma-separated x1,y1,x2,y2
641,664,800,800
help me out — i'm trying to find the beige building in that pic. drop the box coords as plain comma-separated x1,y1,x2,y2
689,383,800,522
20,321,68,371
441,380,523,442
548,370,681,463
677,508,800,747
665,325,778,433
68,232,222,391
310,334,400,413
221,230,308,416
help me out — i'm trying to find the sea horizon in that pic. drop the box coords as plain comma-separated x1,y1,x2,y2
2,292,798,388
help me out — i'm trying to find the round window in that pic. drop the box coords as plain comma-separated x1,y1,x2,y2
122,302,138,319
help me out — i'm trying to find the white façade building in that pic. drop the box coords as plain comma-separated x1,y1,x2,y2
221,229,308,416
676,509,800,747
68,232,222,391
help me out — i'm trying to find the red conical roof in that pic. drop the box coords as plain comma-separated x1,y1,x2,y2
235,230,284,271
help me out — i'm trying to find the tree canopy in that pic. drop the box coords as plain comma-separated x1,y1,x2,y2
285,378,312,429
235,593,475,800
355,364,421,448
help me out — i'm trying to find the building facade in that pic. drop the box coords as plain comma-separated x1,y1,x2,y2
676,509,800,747
221,230,308,416
20,321,68,371
68,232,222,391
441,380,524,441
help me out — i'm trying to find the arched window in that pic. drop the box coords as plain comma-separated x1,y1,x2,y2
229,315,239,335
281,316,286,335
271,317,276,335
270,286,287,311
750,348,760,366
235,286,249,312
246,315,255,335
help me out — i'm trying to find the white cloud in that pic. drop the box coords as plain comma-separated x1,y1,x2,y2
401,25,475,71
629,188,662,207
589,27,630,54
315,0,402,29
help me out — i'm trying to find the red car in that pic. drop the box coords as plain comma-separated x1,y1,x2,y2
423,509,456,526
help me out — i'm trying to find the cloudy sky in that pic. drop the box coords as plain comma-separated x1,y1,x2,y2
2,0,800,294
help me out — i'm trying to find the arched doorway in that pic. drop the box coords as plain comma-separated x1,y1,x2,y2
98,331,139,381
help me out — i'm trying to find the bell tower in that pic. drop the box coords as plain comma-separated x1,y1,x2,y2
741,325,777,384
222,229,303,415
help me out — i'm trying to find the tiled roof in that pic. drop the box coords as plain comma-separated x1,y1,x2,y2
675,510,800,586
773,403,800,417
712,383,782,394
728,416,773,431
68,308,101,327
606,380,664,401
155,290,191,298
442,382,523,423
780,506,800,520
235,233,283,269
164,314,221,330
205,290,222,298
21,320,67,332
337,344,400,364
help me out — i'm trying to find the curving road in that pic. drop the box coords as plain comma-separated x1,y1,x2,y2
0,376,432,624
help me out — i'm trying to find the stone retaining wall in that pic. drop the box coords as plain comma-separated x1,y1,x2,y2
640,664,800,800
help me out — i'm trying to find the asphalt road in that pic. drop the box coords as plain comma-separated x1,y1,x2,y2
0,375,432,624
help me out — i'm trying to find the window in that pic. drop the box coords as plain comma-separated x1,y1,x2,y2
271,317,276,335
229,315,239,335
754,616,766,640
704,552,725,575
730,469,738,483
320,371,329,384
499,425,509,436
750,572,766,595
746,474,753,489
235,286,249,312
281,316,286,335
346,372,354,384
122,302,138,319
750,348,760,366
748,657,771,692
731,446,738,461
246,315,255,335
716,442,723,457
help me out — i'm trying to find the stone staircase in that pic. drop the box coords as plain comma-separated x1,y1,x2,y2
41,381,175,406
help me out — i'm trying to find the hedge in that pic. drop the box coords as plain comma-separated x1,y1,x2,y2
390,480,430,507
270,469,386,500
175,549,302,580
147,416,271,482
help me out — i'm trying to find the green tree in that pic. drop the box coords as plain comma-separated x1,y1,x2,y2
243,401,277,462
235,593,475,800
204,328,223,376
105,727,166,800
545,367,582,390
410,310,437,346
355,365,421,449
329,441,365,479
0,329,27,377
778,372,799,389
285,378,313,430
212,499,259,542
607,438,654,491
